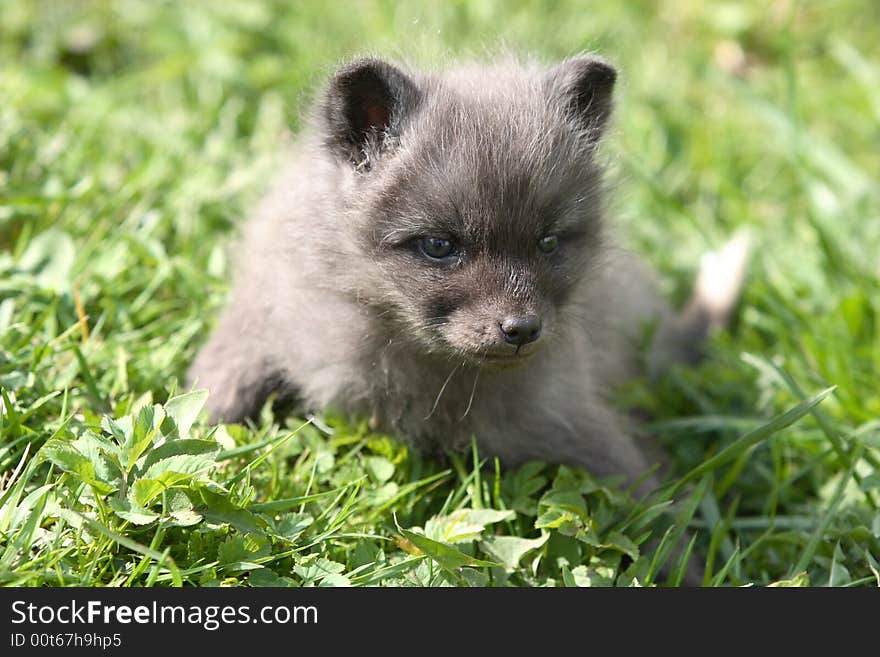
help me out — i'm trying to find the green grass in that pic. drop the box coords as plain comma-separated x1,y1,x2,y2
1,0,879,587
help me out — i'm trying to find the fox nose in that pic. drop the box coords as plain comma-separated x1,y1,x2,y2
500,315,542,346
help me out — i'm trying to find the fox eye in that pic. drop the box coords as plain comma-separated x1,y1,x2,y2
419,236,456,260
538,234,559,253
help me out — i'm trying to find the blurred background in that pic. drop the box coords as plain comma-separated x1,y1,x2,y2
1,1,879,586
3,1,878,305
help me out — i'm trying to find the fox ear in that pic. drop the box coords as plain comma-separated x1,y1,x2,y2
321,58,421,166
545,55,617,140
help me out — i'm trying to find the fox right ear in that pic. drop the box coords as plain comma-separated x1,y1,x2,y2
321,58,421,167
545,54,617,141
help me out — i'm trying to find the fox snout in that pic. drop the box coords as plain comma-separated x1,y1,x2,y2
499,314,542,347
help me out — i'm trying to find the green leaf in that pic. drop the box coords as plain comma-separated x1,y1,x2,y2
398,527,499,572
859,474,880,491
40,441,94,478
40,440,116,495
141,454,215,483
600,531,640,561
560,564,578,587
218,534,271,571
273,513,313,542
249,568,297,587
318,573,352,587
109,497,160,525
101,416,128,442
535,508,582,536
294,556,347,585
562,564,616,587
167,509,203,527
534,484,592,540
460,568,490,586
164,390,209,437
198,489,266,534
502,462,549,515
576,556,620,587
424,508,514,544
134,404,164,439
367,482,399,507
16,229,75,291
130,479,165,507
768,572,810,587
166,490,194,512
364,456,395,484
72,432,120,482
141,439,220,473
545,532,582,569
120,405,163,472
481,533,549,570
538,490,588,517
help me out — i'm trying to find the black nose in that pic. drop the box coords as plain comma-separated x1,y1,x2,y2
500,315,542,346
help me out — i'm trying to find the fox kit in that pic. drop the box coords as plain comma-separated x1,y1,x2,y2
188,54,748,492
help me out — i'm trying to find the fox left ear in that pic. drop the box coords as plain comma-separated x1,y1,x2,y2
321,58,421,167
545,55,617,140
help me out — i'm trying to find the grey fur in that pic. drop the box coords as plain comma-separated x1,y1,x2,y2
188,54,746,495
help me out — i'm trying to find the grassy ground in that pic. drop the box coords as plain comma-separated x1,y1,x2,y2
1,0,879,587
